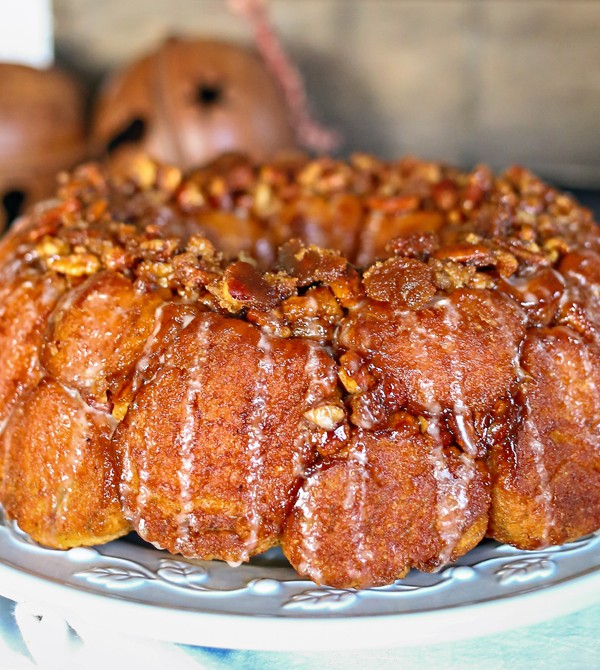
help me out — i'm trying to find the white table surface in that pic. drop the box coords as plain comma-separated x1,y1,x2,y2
0,594,598,670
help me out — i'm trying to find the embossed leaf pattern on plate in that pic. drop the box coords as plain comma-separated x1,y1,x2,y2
283,588,358,610
0,508,598,622
74,565,154,588
156,559,208,589
75,556,248,594
495,557,555,585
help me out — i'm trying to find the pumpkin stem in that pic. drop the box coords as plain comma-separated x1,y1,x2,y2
226,0,341,153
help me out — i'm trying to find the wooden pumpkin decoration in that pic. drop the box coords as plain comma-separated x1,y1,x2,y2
91,37,298,170
0,63,86,231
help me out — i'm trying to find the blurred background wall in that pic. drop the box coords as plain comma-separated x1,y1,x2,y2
53,0,600,188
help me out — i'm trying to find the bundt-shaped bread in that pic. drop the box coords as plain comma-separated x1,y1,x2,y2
0,153,599,588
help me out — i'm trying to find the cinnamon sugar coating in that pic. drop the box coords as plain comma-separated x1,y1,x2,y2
114,312,340,563
1,378,128,548
488,327,600,548
0,153,598,588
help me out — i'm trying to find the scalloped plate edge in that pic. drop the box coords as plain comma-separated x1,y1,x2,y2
0,559,599,650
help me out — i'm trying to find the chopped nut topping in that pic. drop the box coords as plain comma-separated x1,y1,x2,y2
11,153,597,359
338,368,360,394
363,256,436,309
304,404,345,431
47,253,101,277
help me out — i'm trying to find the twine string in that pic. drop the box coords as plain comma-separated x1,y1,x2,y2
226,0,341,153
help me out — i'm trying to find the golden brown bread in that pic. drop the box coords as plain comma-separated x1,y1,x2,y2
488,326,600,548
115,311,341,562
282,425,490,588
1,377,129,548
0,153,598,588
0,269,65,432
41,270,164,404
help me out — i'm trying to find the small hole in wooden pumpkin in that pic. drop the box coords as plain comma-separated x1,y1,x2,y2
2,190,25,228
197,84,223,108
106,118,147,153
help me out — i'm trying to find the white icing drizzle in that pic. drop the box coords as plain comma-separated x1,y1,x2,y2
291,344,325,479
344,435,371,580
563,262,597,292
292,343,342,577
40,273,62,308
303,293,321,316
426,299,478,564
49,277,83,321
132,303,166,393
180,313,197,329
240,332,274,560
437,299,481,458
45,281,100,392
453,408,478,455
391,304,473,564
556,280,573,314
59,382,116,421
294,479,323,582
0,279,63,485
425,406,469,566
557,267,600,341
74,296,133,390
122,308,197,537
344,295,488,566
54,383,117,522
442,293,527,562
0,412,12,444
521,392,554,546
507,271,565,311
173,319,212,551
53,388,90,521
522,331,600,544
496,298,526,382
73,360,105,388
127,398,155,535
554,332,600,424
173,373,202,551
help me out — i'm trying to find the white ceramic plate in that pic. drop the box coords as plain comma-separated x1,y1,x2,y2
0,506,598,651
